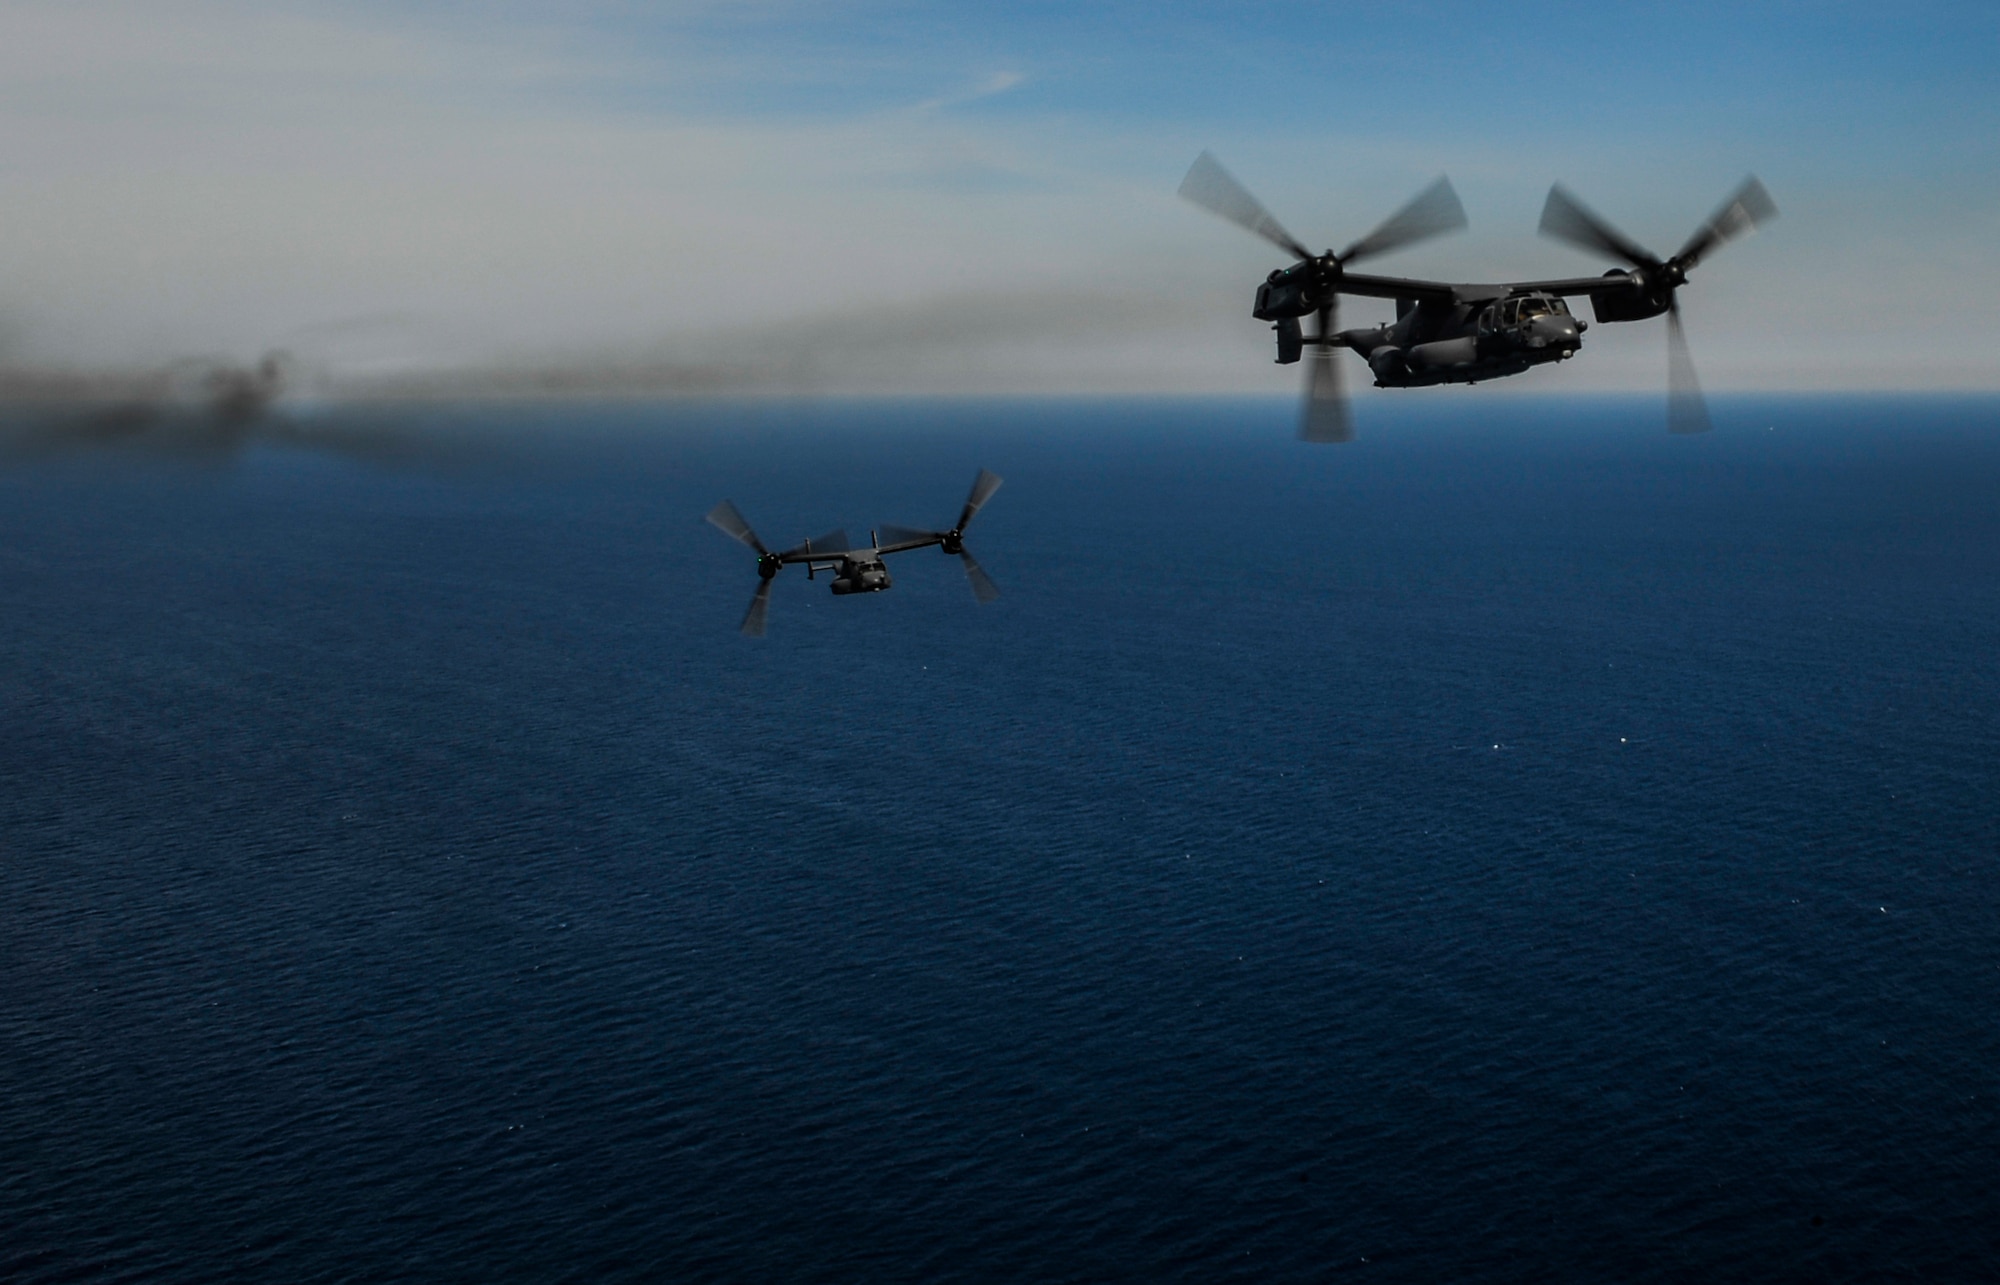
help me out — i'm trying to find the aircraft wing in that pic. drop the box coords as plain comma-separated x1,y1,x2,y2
1337,271,1638,305
1335,272,1460,303
873,526,945,557
775,528,853,564
1475,273,1638,300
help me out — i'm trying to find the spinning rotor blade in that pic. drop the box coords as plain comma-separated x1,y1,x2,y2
956,469,1003,532
1666,302,1711,436
784,528,850,558
1538,185,1661,270
1302,348,1352,443
1179,152,1315,261
740,578,773,637
1338,176,1468,265
706,500,769,555
1300,302,1353,444
1674,176,1778,270
878,523,941,547
958,549,1000,603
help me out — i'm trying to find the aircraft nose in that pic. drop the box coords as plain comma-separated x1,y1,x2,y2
1531,316,1580,350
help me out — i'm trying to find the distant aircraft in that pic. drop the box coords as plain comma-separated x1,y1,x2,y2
0,350,295,458
192,350,292,425
1180,152,1777,440
707,470,1003,636
0,351,460,468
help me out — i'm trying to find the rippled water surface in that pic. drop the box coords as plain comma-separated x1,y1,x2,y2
3,397,1997,1281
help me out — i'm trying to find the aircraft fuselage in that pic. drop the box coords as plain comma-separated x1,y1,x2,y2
1342,292,1585,388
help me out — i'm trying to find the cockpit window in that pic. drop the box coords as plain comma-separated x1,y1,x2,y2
1517,297,1552,321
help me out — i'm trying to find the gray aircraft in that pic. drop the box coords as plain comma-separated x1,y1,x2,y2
1179,152,1777,441
706,469,1003,635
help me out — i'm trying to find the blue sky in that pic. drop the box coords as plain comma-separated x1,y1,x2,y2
603,2,1994,136
2,1,1995,392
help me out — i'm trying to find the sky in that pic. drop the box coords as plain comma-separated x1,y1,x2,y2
1,0,1996,395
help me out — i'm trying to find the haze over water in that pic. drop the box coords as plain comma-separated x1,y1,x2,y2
3,396,1996,1281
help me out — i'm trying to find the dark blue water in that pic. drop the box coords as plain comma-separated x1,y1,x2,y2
3,397,1997,1282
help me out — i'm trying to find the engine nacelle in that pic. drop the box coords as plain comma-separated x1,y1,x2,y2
1252,269,1316,321
1273,317,1302,365
1588,270,1671,323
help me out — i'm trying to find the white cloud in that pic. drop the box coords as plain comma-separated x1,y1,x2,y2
0,3,1214,384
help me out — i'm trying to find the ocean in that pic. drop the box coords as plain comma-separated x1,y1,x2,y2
2,395,1996,1281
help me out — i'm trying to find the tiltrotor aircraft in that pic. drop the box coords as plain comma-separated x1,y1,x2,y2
706,469,1003,635
1179,152,1776,441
